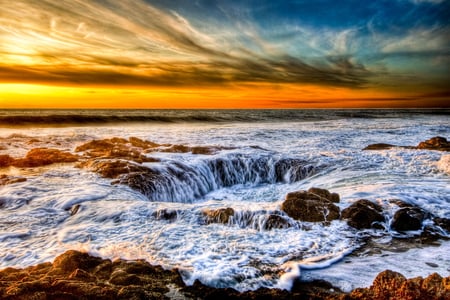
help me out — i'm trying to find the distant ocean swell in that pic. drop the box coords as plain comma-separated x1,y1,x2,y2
1,109,449,126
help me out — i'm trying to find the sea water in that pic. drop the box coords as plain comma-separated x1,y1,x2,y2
0,109,449,292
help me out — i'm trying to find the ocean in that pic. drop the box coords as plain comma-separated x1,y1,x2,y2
0,109,449,292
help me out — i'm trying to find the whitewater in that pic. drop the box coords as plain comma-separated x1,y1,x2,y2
0,109,449,292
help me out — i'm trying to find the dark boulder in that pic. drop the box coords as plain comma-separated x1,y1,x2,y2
262,214,292,230
341,199,384,229
281,188,340,222
391,207,425,232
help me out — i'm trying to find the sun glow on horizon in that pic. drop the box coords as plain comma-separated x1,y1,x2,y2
1,82,441,109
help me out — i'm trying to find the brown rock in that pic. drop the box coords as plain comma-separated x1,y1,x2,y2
281,189,340,222
76,138,157,163
363,143,396,150
0,174,27,186
307,187,340,203
262,214,292,230
1,250,448,300
417,136,450,151
0,155,14,168
350,270,450,300
12,148,79,168
51,250,105,275
128,137,159,149
77,159,150,179
341,199,384,229
203,208,235,224
391,207,425,232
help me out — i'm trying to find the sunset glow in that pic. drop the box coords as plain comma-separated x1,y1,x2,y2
0,0,449,108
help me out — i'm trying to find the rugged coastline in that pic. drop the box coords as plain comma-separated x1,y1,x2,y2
1,136,449,298
0,249,449,299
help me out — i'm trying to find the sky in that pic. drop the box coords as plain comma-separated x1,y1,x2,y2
0,0,449,108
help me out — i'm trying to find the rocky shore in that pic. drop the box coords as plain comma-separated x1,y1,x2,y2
0,250,448,300
1,136,449,298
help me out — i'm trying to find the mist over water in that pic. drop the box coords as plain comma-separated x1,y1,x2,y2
0,109,449,291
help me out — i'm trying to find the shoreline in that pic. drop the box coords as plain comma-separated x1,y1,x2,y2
1,250,448,299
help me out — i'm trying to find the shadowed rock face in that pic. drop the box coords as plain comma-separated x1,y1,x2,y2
281,188,340,222
0,251,448,300
341,199,384,229
391,207,426,232
363,136,450,152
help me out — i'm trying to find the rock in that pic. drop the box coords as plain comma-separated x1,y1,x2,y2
157,144,233,155
1,250,448,300
51,250,105,275
77,159,150,179
68,204,80,216
391,207,425,232
203,208,235,224
364,136,450,152
152,209,178,221
0,155,14,167
341,199,384,229
76,138,157,163
262,214,292,230
417,136,450,151
128,137,159,149
281,189,340,222
307,187,340,203
12,148,79,168
350,270,450,300
433,217,450,233
0,174,27,186
363,143,396,150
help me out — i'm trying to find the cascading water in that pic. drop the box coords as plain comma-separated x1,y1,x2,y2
118,153,316,202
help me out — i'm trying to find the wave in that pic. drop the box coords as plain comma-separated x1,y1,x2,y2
1,109,448,126
113,154,316,202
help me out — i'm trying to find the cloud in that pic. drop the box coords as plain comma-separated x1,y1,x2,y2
0,0,447,92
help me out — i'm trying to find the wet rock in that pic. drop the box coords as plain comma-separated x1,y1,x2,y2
350,270,450,300
77,159,150,179
157,144,233,155
364,136,450,152
391,207,425,232
12,148,79,168
128,136,159,149
0,155,14,167
341,199,384,229
51,250,105,275
433,217,450,233
281,189,340,222
363,143,396,150
0,174,26,186
1,250,448,300
67,204,80,216
203,208,235,224
152,209,178,221
262,214,292,230
307,187,340,203
417,136,450,151
76,138,157,163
